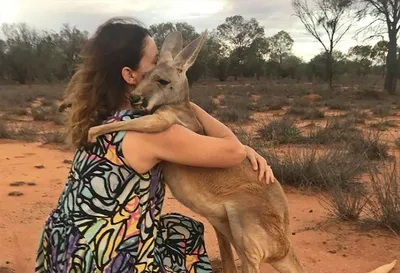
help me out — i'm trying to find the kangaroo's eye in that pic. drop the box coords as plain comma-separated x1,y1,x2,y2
158,79,170,86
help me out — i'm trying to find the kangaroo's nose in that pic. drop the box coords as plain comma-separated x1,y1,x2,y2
129,95,142,106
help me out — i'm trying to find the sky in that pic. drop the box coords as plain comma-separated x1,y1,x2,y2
0,0,384,61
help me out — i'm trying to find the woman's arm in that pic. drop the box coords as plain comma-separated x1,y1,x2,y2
122,124,247,173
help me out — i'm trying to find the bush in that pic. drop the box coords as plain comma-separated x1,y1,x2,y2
302,108,325,120
31,105,58,121
369,120,397,131
14,126,39,142
52,114,65,125
8,107,29,116
367,162,400,232
356,88,385,101
286,106,307,116
216,96,252,123
42,131,66,144
322,181,367,221
264,148,368,189
0,85,64,110
293,97,311,107
253,96,288,111
216,107,250,123
0,119,10,139
325,98,351,110
308,118,360,144
191,92,217,114
343,110,369,124
347,133,389,160
258,118,303,144
41,98,55,107
372,106,391,117
31,107,49,121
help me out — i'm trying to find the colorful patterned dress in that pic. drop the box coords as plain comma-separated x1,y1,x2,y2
35,109,213,273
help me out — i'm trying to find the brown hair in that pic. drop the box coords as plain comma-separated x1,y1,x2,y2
66,17,150,149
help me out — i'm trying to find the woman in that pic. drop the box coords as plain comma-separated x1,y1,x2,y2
36,17,275,273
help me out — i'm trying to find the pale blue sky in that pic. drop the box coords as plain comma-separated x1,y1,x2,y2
0,0,382,61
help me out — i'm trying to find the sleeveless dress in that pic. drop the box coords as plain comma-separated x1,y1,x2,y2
35,109,213,273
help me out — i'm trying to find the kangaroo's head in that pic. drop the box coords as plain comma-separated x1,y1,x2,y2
131,31,207,111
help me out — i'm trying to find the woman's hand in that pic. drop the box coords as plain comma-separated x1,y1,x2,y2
244,145,275,184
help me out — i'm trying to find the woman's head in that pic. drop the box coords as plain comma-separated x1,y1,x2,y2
67,17,158,149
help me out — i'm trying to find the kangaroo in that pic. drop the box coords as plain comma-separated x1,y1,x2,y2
84,32,397,273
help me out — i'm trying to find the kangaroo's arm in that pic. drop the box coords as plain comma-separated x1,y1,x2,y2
88,107,180,143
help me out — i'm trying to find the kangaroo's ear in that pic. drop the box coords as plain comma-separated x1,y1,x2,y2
158,31,183,63
173,31,207,72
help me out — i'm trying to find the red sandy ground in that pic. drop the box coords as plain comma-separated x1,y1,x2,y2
0,141,399,273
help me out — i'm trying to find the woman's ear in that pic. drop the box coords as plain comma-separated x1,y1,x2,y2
121,67,138,86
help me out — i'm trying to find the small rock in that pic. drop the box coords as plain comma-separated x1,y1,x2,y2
309,209,313,213
323,241,327,244
304,93,322,102
328,250,337,254
27,182,37,186
342,254,347,257
8,191,24,197
63,159,73,164
34,165,45,169
5,261,10,264
9,181,26,187
292,232,296,235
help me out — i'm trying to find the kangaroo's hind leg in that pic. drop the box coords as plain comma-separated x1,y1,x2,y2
225,198,291,273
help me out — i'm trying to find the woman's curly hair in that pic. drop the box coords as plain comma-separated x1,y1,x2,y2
65,17,150,149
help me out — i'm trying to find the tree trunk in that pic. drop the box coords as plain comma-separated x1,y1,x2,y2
326,51,334,89
384,31,398,94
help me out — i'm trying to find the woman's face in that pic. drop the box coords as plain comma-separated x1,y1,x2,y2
121,36,158,88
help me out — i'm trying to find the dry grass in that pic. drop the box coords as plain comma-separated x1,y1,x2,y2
308,117,360,144
41,131,66,144
322,182,368,221
367,161,400,232
347,132,390,160
258,118,304,144
31,104,58,121
264,148,368,189
0,118,10,139
0,85,63,110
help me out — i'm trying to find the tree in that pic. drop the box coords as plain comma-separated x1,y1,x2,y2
347,45,373,76
1,23,40,84
149,22,205,85
292,0,355,87
357,0,400,93
0,39,6,81
371,40,389,67
281,55,304,79
0,22,87,83
56,24,88,79
267,31,294,65
201,32,230,81
216,15,265,80
149,23,175,47
309,50,347,80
